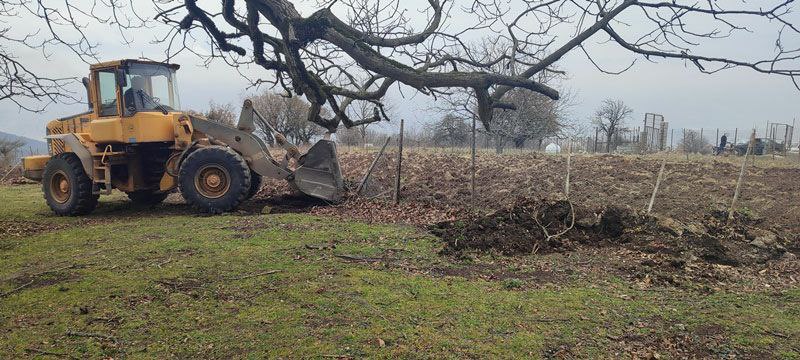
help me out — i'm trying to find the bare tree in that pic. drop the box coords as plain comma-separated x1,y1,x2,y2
679,130,712,154
346,99,391,145
0,137,24,167
335,126,362,146
593,99,633,152
489,86,575,152
250,91,324,144
0,2,146,111
204,101,238,126
1,0,798,132
428,114,471,147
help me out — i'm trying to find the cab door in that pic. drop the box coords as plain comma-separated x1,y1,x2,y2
95,68,122,118
89,68,126,143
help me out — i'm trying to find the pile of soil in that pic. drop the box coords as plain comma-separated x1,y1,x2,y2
431,198,588,255
432,198,790,269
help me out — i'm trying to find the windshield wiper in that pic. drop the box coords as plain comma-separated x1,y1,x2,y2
136,89,169,115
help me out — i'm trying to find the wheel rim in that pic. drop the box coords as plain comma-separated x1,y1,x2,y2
194,164,231,199
49,170,71,204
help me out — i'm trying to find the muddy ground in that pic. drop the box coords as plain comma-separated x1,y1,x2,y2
256,150,800,290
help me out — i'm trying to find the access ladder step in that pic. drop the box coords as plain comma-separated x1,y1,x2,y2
92,164,113,195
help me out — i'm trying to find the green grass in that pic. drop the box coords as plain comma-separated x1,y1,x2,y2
1,184,798,358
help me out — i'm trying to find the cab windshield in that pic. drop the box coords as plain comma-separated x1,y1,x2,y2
122,63,181,115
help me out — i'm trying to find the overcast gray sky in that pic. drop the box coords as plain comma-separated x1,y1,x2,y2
1,0,798,141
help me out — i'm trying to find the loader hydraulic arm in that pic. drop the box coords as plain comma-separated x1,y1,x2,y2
236,99,301,162
188,99,344,202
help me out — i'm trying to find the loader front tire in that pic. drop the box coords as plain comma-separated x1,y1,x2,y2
42,153,98,216
126,190,169,206
179,146,251,214
246,171,262,200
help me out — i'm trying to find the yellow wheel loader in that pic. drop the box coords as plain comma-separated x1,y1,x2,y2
20,59,344,215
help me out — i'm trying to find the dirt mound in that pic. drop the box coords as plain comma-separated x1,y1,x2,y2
432,198,790,269
431,198,586,255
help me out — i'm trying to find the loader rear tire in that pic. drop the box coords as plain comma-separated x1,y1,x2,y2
179,146,251,214
246,171,262,200
126,190,169,206
42,153,98,216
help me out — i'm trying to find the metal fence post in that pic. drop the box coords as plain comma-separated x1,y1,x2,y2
393,118,404,205
471,115,476,208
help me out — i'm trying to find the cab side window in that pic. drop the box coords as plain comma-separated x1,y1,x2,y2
97,70,119,117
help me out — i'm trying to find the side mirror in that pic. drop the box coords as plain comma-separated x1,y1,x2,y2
116,69,128,87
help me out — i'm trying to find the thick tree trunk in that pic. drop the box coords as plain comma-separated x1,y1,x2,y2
494,133,505,154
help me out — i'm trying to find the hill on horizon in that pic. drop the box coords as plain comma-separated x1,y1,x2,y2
0,131,48,157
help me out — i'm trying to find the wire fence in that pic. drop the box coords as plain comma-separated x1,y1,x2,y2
582,122,796,157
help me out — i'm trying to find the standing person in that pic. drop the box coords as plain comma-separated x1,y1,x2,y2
717,133,728,155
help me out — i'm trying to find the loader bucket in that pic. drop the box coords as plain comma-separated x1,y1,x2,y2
290,140,344,202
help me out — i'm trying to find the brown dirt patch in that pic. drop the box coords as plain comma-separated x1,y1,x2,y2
256,151,800,234
0,220,66,238
5,267,83,292
429,197,792,287
248,150,799,289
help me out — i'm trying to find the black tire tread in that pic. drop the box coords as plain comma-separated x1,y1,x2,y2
246,171,262,200
179,146,250,213
42,152,99,216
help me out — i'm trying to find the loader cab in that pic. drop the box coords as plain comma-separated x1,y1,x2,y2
88,60,183,144
90,60,181,118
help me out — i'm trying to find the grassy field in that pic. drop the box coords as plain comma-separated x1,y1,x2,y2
1,184,799,358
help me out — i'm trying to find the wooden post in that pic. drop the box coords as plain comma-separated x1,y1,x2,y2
733,128,738,145
356,136,391,196
752,125,756,167
646,157,667,214
699,128,704,154
670,128,674,151
784,122,790,156
715,128,719,147
771,124,776,160
683,128,688,161
793,119,797,163
564,142,572,198
729,130,756,223
471,115,477,208
393,119,404,205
